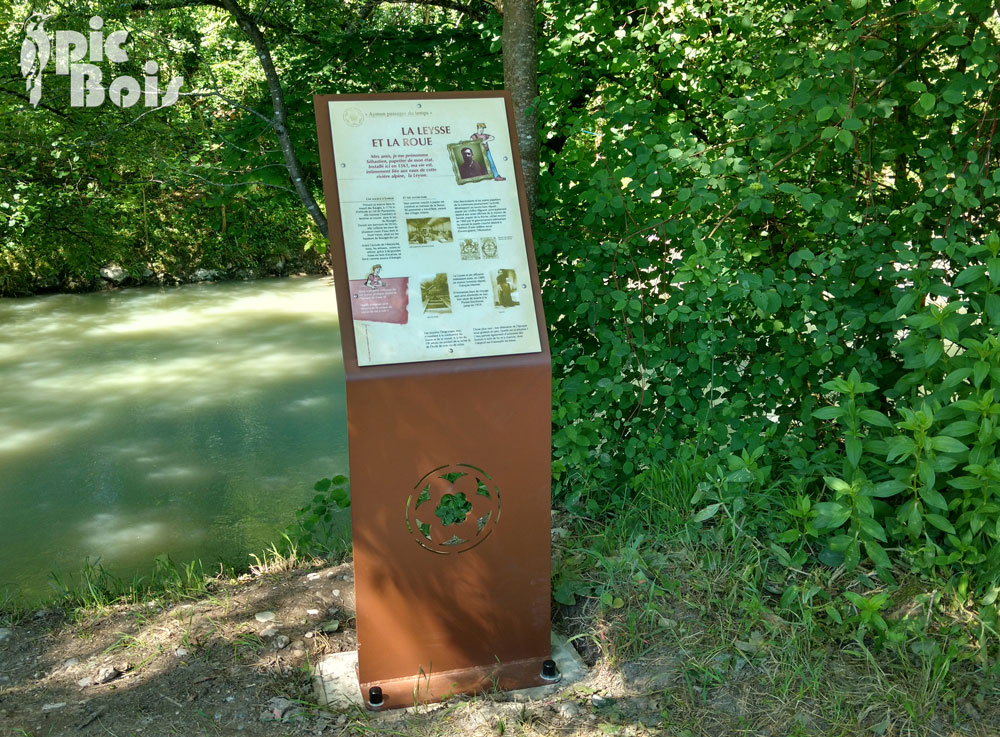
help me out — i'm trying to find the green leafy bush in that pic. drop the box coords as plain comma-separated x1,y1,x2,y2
808,234,1000,596
285,474,351,555
536,0,1000,596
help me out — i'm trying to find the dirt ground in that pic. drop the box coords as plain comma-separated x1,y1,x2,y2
0,561,671,737
3,558,993,737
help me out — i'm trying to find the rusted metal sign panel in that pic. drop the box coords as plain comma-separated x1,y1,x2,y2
314,91,552,708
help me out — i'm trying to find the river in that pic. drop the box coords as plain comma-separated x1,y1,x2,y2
0,277,348,603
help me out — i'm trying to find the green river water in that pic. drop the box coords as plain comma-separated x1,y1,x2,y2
0,277,348,602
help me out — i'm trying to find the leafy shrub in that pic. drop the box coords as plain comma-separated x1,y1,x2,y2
284,474,351,555
806,236,1000,596
536,0,1000,596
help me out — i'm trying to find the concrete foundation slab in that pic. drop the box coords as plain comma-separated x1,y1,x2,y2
312,631,588,710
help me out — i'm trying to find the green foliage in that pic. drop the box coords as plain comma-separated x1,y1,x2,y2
1,1,497,295
809,311,1000,593
284,474,350,555
44,555,211,612
434,492,473,526
537,0,1000,597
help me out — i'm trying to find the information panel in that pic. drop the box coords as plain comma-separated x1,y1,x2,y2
326,96,541,366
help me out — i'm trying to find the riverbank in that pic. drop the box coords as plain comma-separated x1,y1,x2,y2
2,519,996,737
4,250,330,298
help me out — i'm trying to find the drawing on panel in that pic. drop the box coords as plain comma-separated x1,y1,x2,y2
420,273,452,314
460,239,480,260
468,123,505,181
493,268,519,308
407,217,453,245
447,140,492,184
364,264,384,288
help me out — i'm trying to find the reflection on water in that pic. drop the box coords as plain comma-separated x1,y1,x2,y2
0,277,348,602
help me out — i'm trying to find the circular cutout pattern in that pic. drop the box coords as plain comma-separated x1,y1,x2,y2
405,464,500,554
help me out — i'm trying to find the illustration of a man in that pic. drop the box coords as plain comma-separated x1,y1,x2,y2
364,264,384,289
458,147,487,179
470,123,506,181
496,269,515,307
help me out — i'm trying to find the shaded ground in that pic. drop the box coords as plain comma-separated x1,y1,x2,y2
0,561,357,736
1,556,997,737
0,559,672,737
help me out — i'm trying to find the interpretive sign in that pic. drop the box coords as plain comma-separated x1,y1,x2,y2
325,95,541,366
315,91,553,710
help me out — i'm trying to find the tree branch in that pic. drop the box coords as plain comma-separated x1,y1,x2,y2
216,0,328,237
358,0,489,24
0,85,72,119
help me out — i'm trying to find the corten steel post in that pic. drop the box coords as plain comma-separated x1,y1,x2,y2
314,91,553,708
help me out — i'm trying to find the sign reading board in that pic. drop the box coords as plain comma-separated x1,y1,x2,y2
315,91,554,708
325,95,541,366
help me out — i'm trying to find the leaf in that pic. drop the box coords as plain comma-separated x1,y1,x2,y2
930,435,969,453
777,529,801,543
801,192,821,211
873,480,907,497
924,513,956,534
924,341,943,368
941,420,978,437
823,476,852,494
844,542,861,572
865,539,891,569
860,516,888,542
886,437,918,463
816,105,835,122
918,486,949,511
770,543,792,566
553,583,577,607
859,409,893,428
954,264,987,287
942,86,964,105
916,93,936,113
846,436,862,467
989,258,1000,286
829,534,854,551
842,116,862,131
813,501,851,530
693,503,722,522
986,294,1000,325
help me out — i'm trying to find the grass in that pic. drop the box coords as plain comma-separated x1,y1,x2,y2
0,521,351,625
2,554,271,630
249,534,314,576
3,455,997,736
551,452,1000,736
39,554,218,618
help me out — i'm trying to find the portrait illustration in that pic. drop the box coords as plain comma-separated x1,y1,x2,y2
447,140,492,185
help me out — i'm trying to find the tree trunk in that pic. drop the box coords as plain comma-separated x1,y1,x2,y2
501,0,539,214
218,0,329,240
